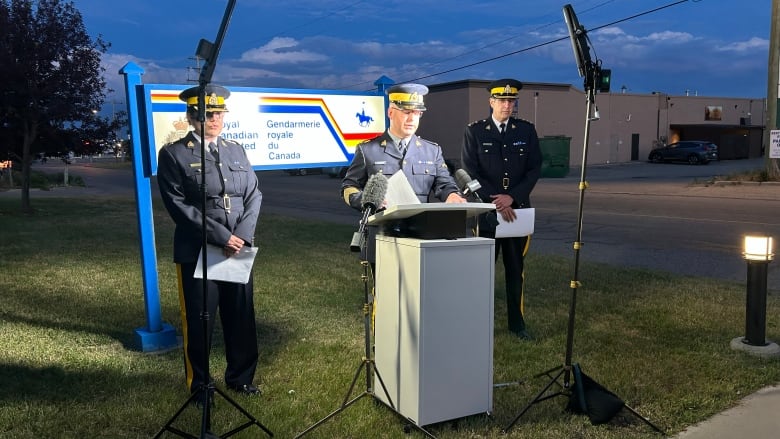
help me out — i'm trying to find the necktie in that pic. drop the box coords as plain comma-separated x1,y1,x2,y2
499,123,506,135
209,142,219,162
399,139,407,155
209,141,229,211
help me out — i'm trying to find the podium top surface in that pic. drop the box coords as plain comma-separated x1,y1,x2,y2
368,202,495,225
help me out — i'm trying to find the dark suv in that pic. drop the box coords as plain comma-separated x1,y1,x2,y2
648,141,718,165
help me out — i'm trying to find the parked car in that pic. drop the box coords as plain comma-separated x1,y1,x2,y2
284,167,323,176
322,166,348,178
648,141,718,165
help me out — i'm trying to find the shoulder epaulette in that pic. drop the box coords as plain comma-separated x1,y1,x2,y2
359,134,383,145
417,137,439,146
468,118,488,127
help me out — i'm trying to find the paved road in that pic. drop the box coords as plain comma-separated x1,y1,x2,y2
4,157,779,287
532,160,780,286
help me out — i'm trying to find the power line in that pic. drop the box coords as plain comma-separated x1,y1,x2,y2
411,1,619,77
355,0,694,89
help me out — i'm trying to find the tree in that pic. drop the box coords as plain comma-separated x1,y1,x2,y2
0,0,109,212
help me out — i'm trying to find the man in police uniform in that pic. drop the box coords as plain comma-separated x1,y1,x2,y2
157,84,263,396
461,79,542,340
341,83,465,261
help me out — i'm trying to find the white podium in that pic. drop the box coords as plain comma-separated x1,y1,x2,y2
371,203,495,427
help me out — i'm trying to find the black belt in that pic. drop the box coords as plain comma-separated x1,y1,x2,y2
205,195,242,213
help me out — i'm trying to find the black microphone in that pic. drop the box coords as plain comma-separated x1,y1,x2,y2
350,173,389,252
455,169,499,228
454,169,482,199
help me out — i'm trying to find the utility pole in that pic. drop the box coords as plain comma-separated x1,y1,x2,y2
764,0,780,179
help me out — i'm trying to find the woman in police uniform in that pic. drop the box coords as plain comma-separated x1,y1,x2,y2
157,84,263,396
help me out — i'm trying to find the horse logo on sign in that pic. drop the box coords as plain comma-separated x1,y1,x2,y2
355,107,374,127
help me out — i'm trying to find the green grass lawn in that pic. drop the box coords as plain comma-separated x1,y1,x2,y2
1,197,778,438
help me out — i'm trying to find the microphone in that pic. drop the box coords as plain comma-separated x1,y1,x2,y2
454,169,482,198
455,169,498,228
350,173,388,252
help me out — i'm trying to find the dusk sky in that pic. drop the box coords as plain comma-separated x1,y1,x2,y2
75,0,772,110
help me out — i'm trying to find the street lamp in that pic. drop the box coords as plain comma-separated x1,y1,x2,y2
731,235,779,358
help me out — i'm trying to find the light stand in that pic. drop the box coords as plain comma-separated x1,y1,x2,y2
154,1,272,437
501,62,663,435
294,225,435,438
731,236,780,357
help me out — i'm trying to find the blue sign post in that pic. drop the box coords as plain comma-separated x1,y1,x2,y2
120,62,178,352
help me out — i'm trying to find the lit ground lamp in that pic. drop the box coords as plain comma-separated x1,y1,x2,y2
731,236,780,357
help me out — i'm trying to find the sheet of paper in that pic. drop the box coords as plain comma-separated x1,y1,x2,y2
495,208,535,238
194,245,259,284
384,170,420,207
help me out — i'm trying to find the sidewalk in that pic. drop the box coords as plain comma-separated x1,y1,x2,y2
672,383,780,438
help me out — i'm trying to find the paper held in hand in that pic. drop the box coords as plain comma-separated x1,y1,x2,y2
194,244,259,284
495,208,535,238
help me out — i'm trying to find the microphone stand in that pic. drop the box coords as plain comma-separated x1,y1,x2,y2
458,175,484,237
501,65,664,435
295,211,435,439
154,1,272,437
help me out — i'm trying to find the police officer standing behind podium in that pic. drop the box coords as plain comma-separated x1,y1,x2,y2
341,83,466,262
157,85,263,396
461,79,542,340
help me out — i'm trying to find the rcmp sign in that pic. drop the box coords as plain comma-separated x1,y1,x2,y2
140,84,385,174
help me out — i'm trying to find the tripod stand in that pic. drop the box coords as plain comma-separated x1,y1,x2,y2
295,231,435,438
502,84,664,436
154,1,272,437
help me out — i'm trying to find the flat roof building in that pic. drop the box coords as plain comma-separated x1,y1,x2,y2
417,79,766,169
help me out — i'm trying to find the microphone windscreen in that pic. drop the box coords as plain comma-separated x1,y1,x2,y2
361,172,388,209
454,168,472,192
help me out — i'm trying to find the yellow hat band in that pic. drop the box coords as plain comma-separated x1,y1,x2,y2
490,86,518,96
389,92,424,104
185,93,228,111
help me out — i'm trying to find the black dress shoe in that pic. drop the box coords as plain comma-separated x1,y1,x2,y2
512,329,534,341
228,384,261,395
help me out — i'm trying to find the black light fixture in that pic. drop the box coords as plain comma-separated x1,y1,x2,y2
731,235,780,358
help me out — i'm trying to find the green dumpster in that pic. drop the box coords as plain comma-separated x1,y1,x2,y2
539,135,571,178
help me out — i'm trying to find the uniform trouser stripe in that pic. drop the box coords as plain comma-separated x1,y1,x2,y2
495,234,530,333
519,235,531,315
175,264,194,390
477,224,533,332
176,261,259,391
